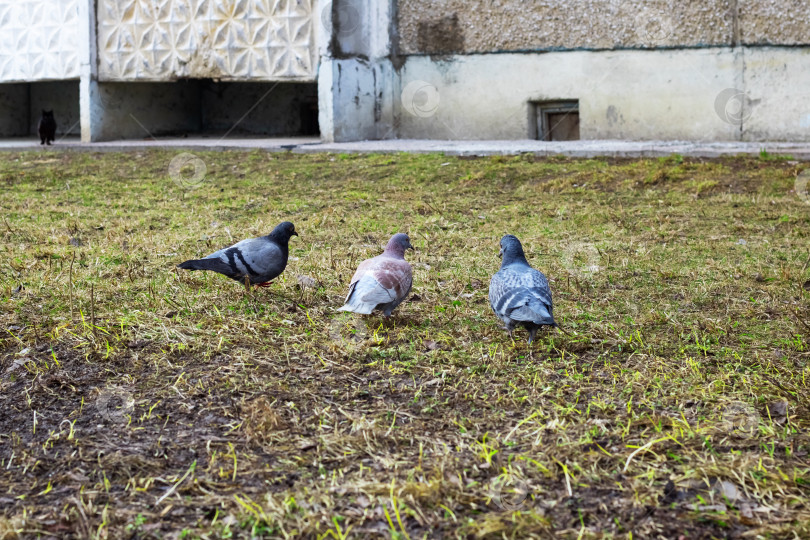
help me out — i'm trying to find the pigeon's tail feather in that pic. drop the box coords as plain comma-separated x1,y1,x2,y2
338,282,375,314
177,258,233,275
338,299,376,315
510,303,555,326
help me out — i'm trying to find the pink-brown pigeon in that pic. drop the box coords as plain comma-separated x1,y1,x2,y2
339,233,414,316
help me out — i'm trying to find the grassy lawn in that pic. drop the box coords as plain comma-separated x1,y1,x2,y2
1,150,810,539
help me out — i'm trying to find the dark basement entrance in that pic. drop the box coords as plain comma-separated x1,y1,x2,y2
199,81,319,137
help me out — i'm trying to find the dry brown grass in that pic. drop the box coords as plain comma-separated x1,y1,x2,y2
1,150,809,539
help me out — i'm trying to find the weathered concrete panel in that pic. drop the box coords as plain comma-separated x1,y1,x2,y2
0,0,81,82
397,0,735,54
395,49,747,141
739,0,810,45
743,47,810,141
97,0,318,82
318,58,395,142
327,0,393,58
398,0,810,54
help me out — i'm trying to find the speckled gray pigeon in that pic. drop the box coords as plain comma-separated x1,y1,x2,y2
339,233,414,316
177,221,298,288
489,235,555,343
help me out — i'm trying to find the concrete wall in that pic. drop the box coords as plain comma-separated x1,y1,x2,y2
739,0,810,45
319,59,396,141
743,47,810,141
0,0,807,143
318,0,396,142
332,0,805,142
395,49,739,141
397,0,810,54
391,46,809,141
0,0,81,83
96,0,319,81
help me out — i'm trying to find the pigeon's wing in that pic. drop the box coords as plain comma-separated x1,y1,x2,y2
354,273,398,304
231,237,286,281
340,257,384,313
206,237,285,282
490,267,554,324
346,257,378,296
368,259,412,305
524,268,553,310
488,270,514,320
340,257,412,314
508,268,554,324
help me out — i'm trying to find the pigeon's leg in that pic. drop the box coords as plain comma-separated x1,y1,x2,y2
255,281,274,288
528,328,538,344
504,319,516,342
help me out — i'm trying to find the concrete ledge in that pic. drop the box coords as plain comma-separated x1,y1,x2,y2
2,137,809,160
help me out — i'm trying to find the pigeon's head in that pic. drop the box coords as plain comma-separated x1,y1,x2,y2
270,221,299,244
384,233,414,258
498,235,527,264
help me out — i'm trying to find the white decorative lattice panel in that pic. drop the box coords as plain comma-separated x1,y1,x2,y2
0,0,81,82
98,0,316,81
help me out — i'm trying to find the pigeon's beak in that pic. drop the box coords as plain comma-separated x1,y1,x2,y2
292,230,299,237
407,242,414,251
498,247,503,258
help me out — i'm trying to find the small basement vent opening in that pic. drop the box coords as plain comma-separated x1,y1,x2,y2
532,100,580,141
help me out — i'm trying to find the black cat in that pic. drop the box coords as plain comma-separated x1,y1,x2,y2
38,110,56,145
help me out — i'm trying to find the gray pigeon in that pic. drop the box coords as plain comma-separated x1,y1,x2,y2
177,221,298,288
489,235,555,343
339,233,414,316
